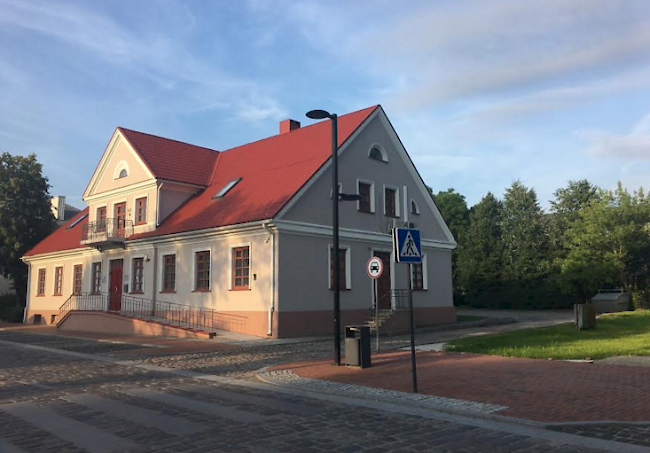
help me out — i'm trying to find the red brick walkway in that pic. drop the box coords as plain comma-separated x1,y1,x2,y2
271,351,650,423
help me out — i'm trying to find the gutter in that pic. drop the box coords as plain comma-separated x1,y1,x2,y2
263,222,276,336
156,182,164,227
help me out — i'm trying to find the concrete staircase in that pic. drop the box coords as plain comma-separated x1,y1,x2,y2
365,309,395,334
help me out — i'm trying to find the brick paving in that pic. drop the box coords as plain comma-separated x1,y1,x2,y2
271,350,650,423
0,329,629,452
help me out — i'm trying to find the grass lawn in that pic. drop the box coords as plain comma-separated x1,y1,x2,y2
446,310,650,360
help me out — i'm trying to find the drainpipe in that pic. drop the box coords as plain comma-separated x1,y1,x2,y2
151,243,158,316
156,182,164,226
23,262,31,323
263,222,276,336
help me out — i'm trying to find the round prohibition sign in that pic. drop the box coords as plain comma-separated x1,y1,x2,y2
366,256,384,279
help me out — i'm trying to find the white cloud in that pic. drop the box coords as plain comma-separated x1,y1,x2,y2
581,111,650,159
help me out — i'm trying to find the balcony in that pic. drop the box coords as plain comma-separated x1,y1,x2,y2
81,218,134,250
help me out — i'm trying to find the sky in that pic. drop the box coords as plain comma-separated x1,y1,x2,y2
2,0,650,210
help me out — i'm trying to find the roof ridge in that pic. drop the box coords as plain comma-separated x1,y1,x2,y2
117,127,220,154
220,105,380,155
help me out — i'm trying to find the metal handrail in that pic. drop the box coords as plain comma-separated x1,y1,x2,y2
374,289,410,311
81,218,134,242
58,292,247,333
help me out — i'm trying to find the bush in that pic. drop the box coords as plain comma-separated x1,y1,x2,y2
0,293,23,323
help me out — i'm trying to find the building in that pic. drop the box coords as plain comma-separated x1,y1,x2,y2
22,105,456,338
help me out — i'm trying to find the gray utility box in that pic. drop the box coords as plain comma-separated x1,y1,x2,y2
345,325,371,368
591,290,630,313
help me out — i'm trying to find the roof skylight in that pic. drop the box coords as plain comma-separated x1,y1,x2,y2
67,213,88,229
213,178,242,199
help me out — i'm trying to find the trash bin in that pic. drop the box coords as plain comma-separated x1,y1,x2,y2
345,325,371,368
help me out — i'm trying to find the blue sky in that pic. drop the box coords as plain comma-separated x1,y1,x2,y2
2,0,650,209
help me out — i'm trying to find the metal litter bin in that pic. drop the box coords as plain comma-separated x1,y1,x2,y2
345,325,371,368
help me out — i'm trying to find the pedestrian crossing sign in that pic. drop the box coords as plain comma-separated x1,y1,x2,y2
393,228,422,263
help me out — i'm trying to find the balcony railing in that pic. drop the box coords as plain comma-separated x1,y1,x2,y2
81,218,134,248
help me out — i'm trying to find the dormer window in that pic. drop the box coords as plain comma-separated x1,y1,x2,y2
213,177,242,199
118,169,128,178
368,145,387,162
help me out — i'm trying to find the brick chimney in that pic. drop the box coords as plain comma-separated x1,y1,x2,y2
280,119,301,134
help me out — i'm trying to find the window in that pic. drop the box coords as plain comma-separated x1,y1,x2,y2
232,246,250,290
37,269,46,296
358,182,373,213
412,263,424,290
73,265,83,295
135,197,147,225
329,247,348,290
91,262,102,294
195,251,210,291
162,255,176,292
96,207,107,233
118,169,128,178
369,146,387,162
411,200,420,215
213,178,242,198
54,266,63,296
385,187,398,217
132,258,144,293
67,213,88,230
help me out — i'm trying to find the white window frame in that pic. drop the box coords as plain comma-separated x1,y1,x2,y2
411,199,420,215
368,143,388,162
52,264,64,296
383,184,400,218
113,160,130,180
328,244,352,290
36,266,47,296
159,251,177,293
70,262,84,295
132,193,149,226
91,260,104,294
356,179,375,213
410,253,428,290
192,247,212,291
129,254,146,294
229,242,253,290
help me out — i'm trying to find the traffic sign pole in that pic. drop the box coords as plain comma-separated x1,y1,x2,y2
408,263,418,393
374,278,379,353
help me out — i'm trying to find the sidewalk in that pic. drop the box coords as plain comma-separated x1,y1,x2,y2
264,350,650,424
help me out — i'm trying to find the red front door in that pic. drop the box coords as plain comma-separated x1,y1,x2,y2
376,252,392,309
109,259,123,312
114,202,126,236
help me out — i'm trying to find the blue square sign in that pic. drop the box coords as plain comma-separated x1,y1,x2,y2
393,228,422,263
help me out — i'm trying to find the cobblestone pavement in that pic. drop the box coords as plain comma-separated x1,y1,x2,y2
0,330,638,453
549,424,650,449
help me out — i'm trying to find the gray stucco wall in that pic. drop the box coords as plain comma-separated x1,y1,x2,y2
280,113,451,243
277,231,453,313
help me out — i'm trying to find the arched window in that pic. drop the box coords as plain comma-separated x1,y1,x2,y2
118,169,128,178
368,145,387,162
114,161,130,180
411,200,420,215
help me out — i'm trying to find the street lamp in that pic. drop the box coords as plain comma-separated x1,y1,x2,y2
307,109,361,366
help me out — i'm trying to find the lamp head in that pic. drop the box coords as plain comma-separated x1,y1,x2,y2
306,109,332,120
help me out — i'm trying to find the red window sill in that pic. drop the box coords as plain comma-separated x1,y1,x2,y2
36,294,45,297
160,290,176,294
131,291,144,295
53,294,62,297
230,287,251,291
135,222,147,226
192,289,211,293
358,209,374,214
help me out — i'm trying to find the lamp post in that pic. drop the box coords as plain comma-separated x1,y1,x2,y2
306,109,361,366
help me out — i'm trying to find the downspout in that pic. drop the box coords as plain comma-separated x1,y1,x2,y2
263,222,276,336
151,244,158,316
156,182,164,226
23,261,31,323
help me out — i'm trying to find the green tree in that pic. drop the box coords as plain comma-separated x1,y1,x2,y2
430,188,470,241
457,193,504,305
0,153,56,306
501,181,550,299
561,184,650,301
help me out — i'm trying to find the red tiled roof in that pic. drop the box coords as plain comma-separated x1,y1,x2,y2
24,105,379,256
24,208,90,256
119,128,219,187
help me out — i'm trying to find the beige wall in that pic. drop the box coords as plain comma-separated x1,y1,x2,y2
158,184,200,224
93,136,152,194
